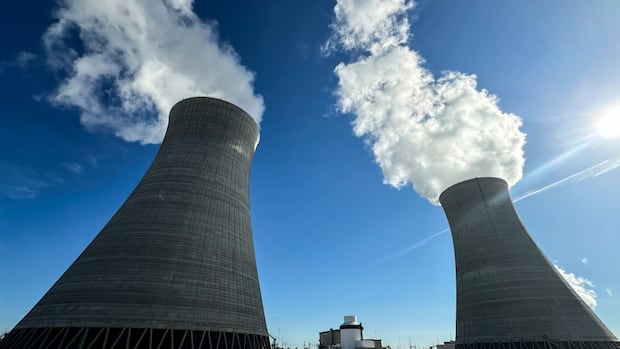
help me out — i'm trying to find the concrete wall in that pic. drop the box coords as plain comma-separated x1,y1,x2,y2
15,97,268,336
439,177,617,344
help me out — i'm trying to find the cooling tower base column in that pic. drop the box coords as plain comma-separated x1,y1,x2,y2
456,341,620,349
0,327,270,349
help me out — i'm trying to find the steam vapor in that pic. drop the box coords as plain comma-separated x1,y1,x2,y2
327,0,526,204
43,0,264,144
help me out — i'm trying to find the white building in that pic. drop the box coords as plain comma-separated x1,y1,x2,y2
319,316,382,349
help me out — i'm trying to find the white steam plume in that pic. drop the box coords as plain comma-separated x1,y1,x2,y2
323,0,413,55
327,0,526,204
43,0,264,144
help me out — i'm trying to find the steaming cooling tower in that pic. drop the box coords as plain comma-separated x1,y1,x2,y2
439,177,619,349
1,97,269,349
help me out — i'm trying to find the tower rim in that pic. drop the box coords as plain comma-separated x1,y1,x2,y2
439,177,508,204
170,96,259,129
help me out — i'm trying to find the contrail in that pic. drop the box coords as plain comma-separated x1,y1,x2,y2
374,228,449,263
377,155,620,263
514,156,620,202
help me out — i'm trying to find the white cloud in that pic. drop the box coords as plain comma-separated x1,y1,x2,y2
43,0,264,144
581,257,589,264
606,288,613,296
324,0,414,55
554,264,597,308
163,0,194,13
328,0,525,204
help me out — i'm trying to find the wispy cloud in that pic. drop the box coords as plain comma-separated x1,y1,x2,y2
0,162,52,200
606,288,613,296
0,160,86,199
514,156,620,202
16,52,36,69
86,155,98,168
581,257,589,264
6,186,39,200
43,0,264,144
375,228,448,263
62,162,84,174
0,51,37,74
554,264,597,308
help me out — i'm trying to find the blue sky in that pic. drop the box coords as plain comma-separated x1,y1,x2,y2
1,0,620,348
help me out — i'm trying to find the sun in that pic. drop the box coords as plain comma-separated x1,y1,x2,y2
595,112,620,139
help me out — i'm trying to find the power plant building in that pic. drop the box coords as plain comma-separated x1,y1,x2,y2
319,329,341,349
439,177,619,349
319,316,382,349
0,97,269,349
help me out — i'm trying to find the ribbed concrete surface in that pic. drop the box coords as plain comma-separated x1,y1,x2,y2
440,177,617,344
14,97,268,336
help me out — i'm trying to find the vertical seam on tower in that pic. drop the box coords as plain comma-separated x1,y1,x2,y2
476,178,531,339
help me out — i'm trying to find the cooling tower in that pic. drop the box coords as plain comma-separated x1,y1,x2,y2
439,177,619,349
1,97,269,349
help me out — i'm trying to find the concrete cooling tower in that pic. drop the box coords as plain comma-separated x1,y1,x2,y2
439,177,619,349
1,97,269,349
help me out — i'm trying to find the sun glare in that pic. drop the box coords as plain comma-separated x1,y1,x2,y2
595,110,620,139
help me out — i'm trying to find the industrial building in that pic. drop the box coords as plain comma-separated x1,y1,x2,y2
439,177,619,349
319,316,382,349
319,329,341,349
0,97,269,349
435,340,455,349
